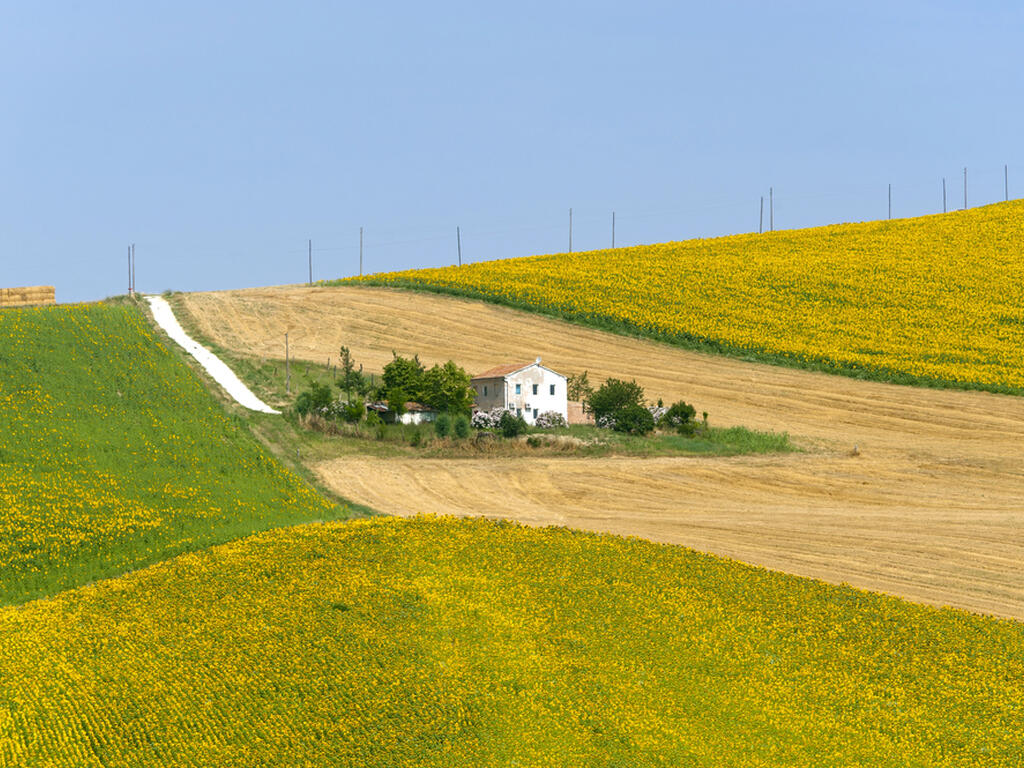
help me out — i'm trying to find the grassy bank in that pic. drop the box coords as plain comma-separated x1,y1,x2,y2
0,301,353,605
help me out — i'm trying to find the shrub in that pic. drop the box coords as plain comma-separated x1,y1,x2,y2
434,412,452,438
534,410,567,429
471,407,506,430
452,413,471,439
499,410,528,438
409,428,423,447
294,382,334,417
612,403,655,434
342,398,365,423
588,378,645,424
660,400,697,433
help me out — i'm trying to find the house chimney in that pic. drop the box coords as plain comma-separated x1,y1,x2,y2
535,356,542,364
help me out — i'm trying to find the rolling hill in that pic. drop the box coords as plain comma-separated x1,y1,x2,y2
335,200,1024,393
2,515,1021,767
0,301,349,604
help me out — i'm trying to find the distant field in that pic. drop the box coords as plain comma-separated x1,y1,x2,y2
1,516,1020,767
0,302,346,604
335,201,1024,393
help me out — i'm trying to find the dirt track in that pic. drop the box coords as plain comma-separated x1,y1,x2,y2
178,285,1024,620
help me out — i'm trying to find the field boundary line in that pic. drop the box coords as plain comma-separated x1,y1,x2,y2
145,295,281,414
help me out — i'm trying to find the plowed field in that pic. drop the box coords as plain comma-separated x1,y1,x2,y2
177,286,1024,620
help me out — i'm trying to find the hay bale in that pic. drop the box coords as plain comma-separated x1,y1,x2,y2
0,286,56,307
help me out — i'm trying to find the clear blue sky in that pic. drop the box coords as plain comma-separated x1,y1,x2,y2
2,1,1022,302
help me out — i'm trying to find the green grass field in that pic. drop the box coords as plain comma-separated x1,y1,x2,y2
1,516,1020,767
0,302,352,605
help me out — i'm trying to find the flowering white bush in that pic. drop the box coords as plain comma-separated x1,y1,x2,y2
471,407,507,429
534,411,567,429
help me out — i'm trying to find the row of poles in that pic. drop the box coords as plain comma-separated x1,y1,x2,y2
129,165,1013,293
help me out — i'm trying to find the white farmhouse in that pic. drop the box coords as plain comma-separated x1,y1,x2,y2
470,357,568,425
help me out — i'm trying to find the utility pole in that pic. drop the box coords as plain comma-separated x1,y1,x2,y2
888,184,892,220
943,178,947,213
131,243,136,295
759,196,764,234
963,167,968,210
285,332,290,395
457,226,462,266
308,239,312,285
611,211,615,248
359,227,364,276
568,208,573,253
769,187,774,232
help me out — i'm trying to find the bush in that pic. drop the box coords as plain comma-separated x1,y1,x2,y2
612,403,655,434
434,412,452,438
588,378,645,423
342,398,365,423
499,410,528,438
409,428,423,447
534,410,567,429
660,400,697,434
471,407,506,430
452,413,471,439
294,382,334,417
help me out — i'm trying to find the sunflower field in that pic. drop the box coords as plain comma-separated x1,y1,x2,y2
340,201,1024,392
0,515,1020,767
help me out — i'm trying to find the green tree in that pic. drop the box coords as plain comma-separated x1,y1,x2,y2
337,345,365,401
294,382,334,417
386,388,409,421
382,353,425,402
567,370,594,403
421,360,475,414
588,378,646,423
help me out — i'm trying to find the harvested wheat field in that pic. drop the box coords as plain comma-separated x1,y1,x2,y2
178,285,1024,620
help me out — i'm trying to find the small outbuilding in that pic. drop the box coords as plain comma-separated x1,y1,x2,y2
471,357,568,425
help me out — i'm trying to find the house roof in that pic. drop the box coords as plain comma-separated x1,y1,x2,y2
471,362,535,380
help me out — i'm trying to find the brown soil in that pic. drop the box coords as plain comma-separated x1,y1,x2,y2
178,285,1024,621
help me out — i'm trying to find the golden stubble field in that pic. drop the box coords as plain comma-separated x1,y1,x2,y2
178,285,1024,621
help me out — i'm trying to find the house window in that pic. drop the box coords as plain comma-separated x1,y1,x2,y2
549,384,555,395
516,408,522,416
484,385,488,396
532,408,538,419
515,383,521,394
532,384,538,395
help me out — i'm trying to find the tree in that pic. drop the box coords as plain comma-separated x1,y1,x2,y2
567,370,594,403
382,353,425,402
337,345,365,401
420,360,475,414
386,388,409,421
587,378,645,424
294,381,333,417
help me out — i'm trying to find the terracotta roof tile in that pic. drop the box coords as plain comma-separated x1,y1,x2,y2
471,362,534,380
